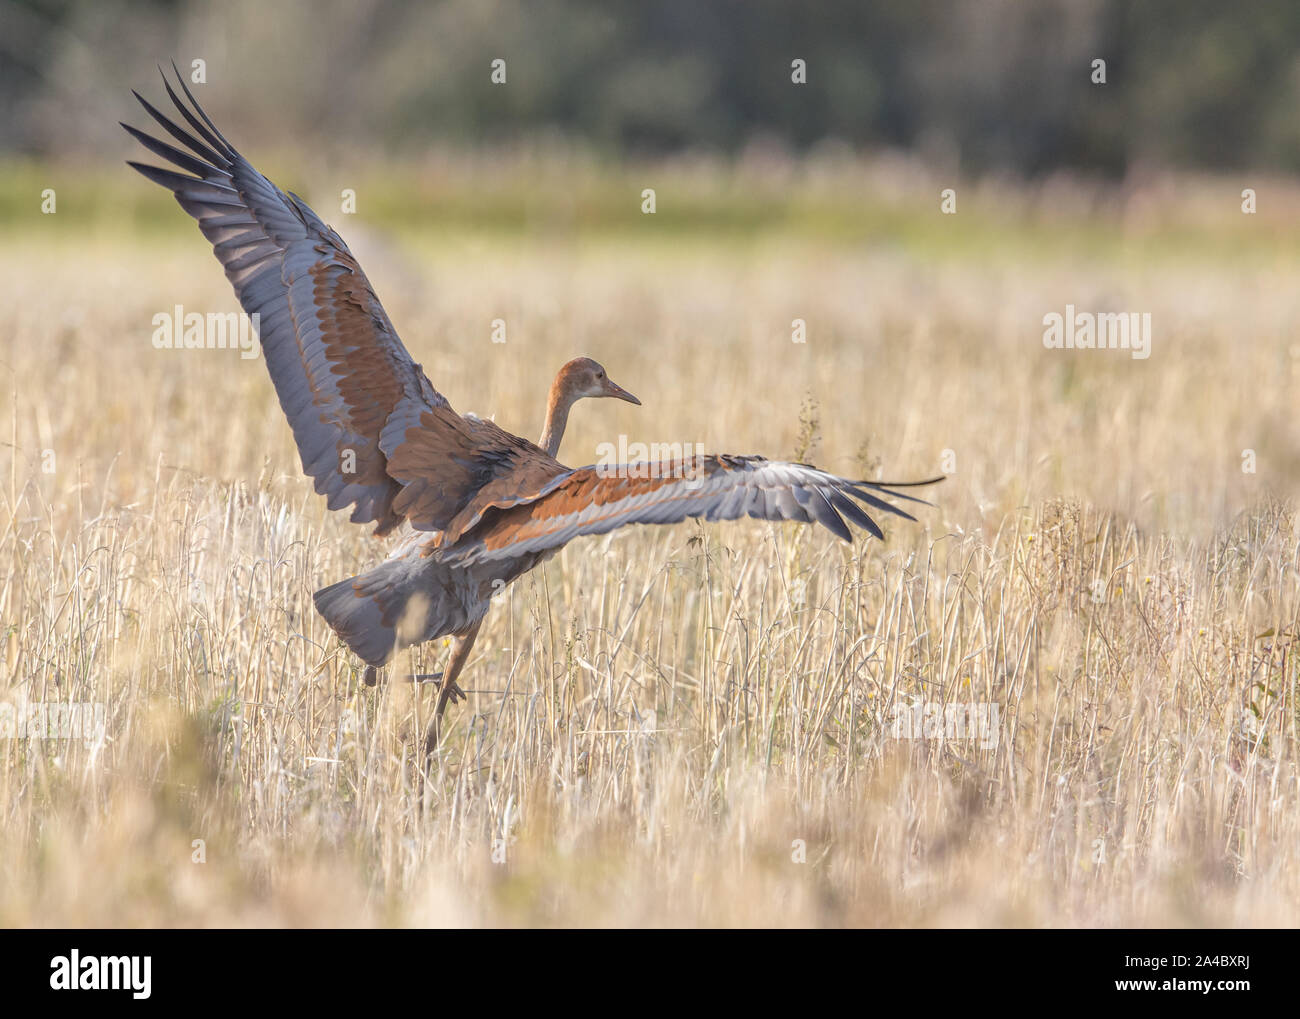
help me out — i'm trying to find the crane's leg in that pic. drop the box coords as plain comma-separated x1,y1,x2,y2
423,619,483,756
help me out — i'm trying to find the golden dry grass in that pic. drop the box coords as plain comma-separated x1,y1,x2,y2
3,184,1300,926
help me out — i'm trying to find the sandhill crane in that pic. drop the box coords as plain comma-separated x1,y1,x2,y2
124,67,942,754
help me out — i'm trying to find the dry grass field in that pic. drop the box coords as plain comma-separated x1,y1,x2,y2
3,166,1300,926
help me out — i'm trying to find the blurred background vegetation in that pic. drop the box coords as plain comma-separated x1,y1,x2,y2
5,0,1300,172
4,0,1300,246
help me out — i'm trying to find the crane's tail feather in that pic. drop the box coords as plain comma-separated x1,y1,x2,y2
314,574,401,668
313,559,456,669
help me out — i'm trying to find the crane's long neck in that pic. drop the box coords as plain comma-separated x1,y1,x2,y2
539,379,576,458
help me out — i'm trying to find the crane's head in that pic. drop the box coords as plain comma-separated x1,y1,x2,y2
556,356,640,406
541,357,640,457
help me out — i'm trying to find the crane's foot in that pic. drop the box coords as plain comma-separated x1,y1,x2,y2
410,670,467,707
405,671,466,703
360,667,464,703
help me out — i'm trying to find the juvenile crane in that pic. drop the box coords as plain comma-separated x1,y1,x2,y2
124,68,941,752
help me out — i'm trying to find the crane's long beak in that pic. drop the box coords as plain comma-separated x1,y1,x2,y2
604,378,641,405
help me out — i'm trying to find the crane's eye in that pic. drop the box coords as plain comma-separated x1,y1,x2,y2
596,371,604,379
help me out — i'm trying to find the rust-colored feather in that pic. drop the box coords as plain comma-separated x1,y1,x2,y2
448,456,934,564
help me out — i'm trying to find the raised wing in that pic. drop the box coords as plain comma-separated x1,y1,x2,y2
444,455,941,564
123,65,488,535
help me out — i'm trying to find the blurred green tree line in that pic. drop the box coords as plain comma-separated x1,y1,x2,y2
3,0,1299,176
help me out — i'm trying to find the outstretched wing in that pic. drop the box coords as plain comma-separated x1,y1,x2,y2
444,455,941,563
123,65,467,535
